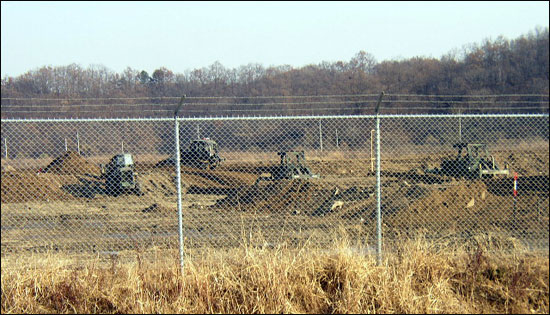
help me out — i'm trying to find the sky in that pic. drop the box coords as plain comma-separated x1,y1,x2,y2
1,1,549,78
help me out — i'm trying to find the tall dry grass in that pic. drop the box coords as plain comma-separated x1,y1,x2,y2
2,234,548,314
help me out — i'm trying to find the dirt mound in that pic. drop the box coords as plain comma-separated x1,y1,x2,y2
183,168,258,188
138,172,181,197
216,179,345,215
504,150,549,176
1,172,78,203
44,151,100,176
410,181,488,213
381,180,494,232
152,165,259,191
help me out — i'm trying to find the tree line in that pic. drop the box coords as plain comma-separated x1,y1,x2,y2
1,27,548,118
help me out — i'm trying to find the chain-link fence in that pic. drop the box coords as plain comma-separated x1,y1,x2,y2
1,114,548,264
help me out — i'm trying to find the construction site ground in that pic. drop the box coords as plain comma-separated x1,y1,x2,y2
1,148,549,255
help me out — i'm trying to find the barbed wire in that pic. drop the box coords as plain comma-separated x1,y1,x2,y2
1,100,548,109
2,106,548,115
1,94,381,101
1,93,548,102
0,100,382,108
1,94,547,118
387,93,549,98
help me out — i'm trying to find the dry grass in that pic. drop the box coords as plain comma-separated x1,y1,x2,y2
1,234,549,314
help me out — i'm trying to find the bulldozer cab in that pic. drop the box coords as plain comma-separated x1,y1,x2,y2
452,142,509,178
454,143,488,159
275,151,319,179
454,143,493,168
454,143,488,166
279,151,306,166
110,154,134,168
190,139,218,157
102,153,142,196
101,154,134,174
181,138,224,169
255,151,319,184
190,139,218,155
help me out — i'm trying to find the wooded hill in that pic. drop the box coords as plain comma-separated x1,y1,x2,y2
1,27,548,118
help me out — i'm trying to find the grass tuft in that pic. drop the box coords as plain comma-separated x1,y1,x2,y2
2,235,548,314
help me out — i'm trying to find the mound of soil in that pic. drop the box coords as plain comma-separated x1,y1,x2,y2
1,172,78,203
410,181,488,213
382,180,494,232
185,169,258,188
153,164,259,190
504,151,549,176
216,179,342,215
138,172,181,197
44,151,100,176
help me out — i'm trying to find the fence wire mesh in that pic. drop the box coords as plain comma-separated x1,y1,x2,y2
379,115,548,250
1,114,548,262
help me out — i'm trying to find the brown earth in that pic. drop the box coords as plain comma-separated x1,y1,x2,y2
1,172,79,203
216,178,339,214
1,148,548,254
1,164,15,172
43,151,101,176
2,149,548,209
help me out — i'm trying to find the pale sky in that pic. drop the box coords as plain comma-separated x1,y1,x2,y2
1,1,549,77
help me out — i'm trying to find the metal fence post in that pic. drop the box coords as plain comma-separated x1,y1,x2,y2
174,95,186,274
458,110,462,142
3,137,7,159
370,129,375,172
76,131,80,155
374,92,384,266
319,120,323,151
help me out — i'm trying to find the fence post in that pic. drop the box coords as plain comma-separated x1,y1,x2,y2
64,138,68,152
370,129,375,172
76,131,80,155
374,91,385,266
3,138,7,159
458,110,462,142
174,95,186,275
319,120,323,152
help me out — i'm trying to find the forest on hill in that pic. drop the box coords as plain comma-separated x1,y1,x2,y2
1,27,548,118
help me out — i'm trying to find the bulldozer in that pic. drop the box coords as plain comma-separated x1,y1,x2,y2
180,138,224,169
100,153,143,196
425,142,509,179
255,151,319,184
156,138,224,170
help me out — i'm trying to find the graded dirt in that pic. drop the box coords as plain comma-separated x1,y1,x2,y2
1,148,548,253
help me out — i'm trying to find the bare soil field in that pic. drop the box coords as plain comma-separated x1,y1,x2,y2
1,147,549,255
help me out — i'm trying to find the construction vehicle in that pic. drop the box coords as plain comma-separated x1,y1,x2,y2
255,151,320,183
100,154,143,196
156,138,224,169
424,142,509,179
180,138,224,169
